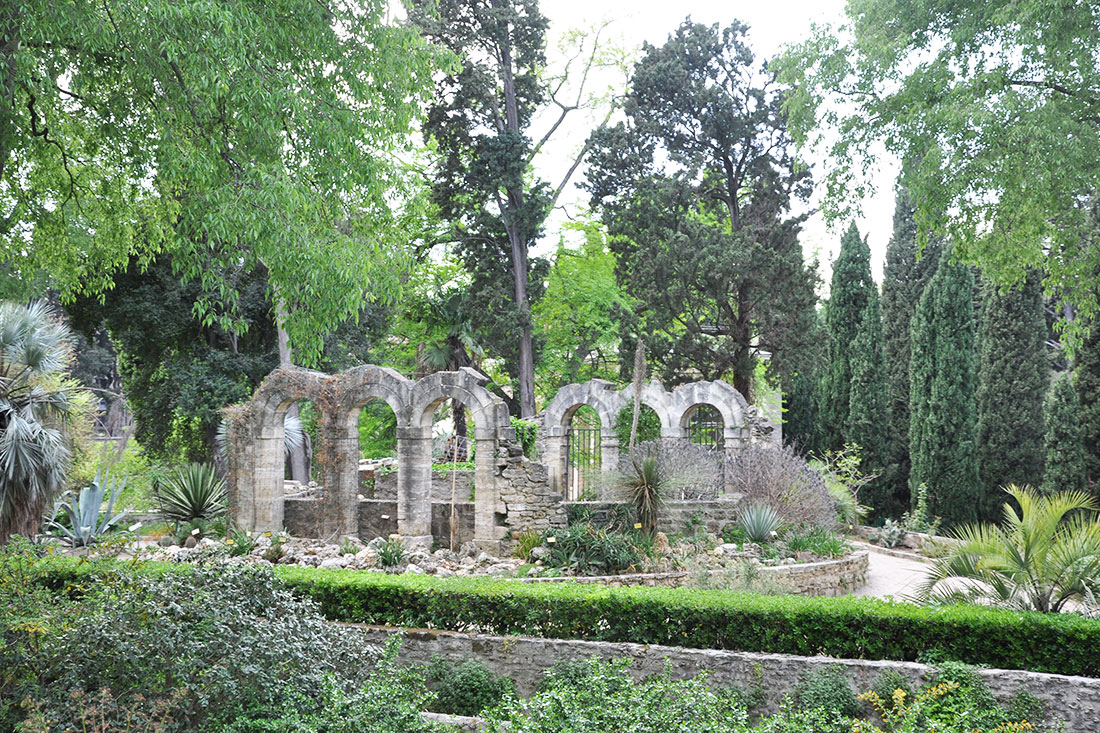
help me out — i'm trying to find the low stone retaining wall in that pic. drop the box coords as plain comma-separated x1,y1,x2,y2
516,551,868,597
358,626,1100,731
285,497,476,545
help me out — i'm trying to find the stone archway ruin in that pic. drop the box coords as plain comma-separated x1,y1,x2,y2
222,365,513,551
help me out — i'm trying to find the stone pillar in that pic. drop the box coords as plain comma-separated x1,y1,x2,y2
397,425,433,551
251,423,286,533
543,429,568,497
320,414,359,541
473,437,502,553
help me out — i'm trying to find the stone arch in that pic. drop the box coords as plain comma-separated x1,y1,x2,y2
408,368,512,551
613,380,678,438
542,380,626,498
669,380,749,445
234,367,329,534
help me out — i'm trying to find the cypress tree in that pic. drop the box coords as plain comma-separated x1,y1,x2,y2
1042,371,1086,494
881,190,940,511
821,222,874,450
975,272,1048,513
848,287,891,513
1076,321,1100,487
909,254,981,527
784,371,819,454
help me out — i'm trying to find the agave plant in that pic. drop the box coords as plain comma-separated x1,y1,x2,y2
46,473,129,547
157,463,228,523
916,485,1100,613
739,503,782,544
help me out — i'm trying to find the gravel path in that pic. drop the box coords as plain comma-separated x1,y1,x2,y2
851,545,934,601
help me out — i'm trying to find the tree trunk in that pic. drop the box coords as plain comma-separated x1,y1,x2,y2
276,299,310,484
452,398,468,461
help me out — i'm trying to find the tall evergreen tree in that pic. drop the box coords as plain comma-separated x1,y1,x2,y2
821,222,874,450
1042,371,1086,494
909,255,981,527
1076,321,1100,488
975,272,1048,513
881,191,941,509
848,288,890,512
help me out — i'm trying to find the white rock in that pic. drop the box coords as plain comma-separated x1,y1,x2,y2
319,556,350,569
405,564,425,574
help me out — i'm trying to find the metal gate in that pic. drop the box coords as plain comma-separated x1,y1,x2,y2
566,407,601,500
688,404,724,451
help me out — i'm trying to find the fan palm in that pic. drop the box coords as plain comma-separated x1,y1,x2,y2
0,301,84,544
916,484,1100,613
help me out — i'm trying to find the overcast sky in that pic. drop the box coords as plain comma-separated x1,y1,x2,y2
532,0,900,285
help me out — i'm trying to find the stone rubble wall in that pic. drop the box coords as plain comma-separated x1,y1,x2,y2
355,626,1100,731
367,469,475,503
285,497,476,546
498,446,568,535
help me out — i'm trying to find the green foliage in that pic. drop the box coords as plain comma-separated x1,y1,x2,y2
511,417,539,460
880,193,941,514
482,658,750,732
810,444,874,526
918,485,1100,613
775,0,1100,340
378,538,406,570
783,527,849,559
822,223,876,451
847,288,889,504
900,483,940,537
71,439,163,511
424,656,515,717
977,273,1048,516
584,20,818,397
870,669,913,706
875,520,907,549
7,0,441,367
908,255,981,527
45,474,130,547
545,523,643,576
754,703,855,733
620,456,663,537
156,463,228,523
268,564,1100,677
10,562,380,732
615,405,661,447
358,402,398,460
0,301,88,544
1041,372,1086,495
739,504,782,544
513,530,542,562
533,221,629,398
228,529,256,558
1076,320,1100,486
793,665,861,718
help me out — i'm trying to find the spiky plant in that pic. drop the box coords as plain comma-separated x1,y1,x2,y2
156,463,228,523
739,504,782,544
45,473,129,547
0,301,87,544
916,484,1100,613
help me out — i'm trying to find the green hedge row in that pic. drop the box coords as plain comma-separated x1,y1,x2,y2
274,566,1100,677
36,559,1100,677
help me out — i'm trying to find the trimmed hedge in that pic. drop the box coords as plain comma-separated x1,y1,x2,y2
35,558,1100,677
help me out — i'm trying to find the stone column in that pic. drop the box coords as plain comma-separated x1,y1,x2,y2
543,429,568,498
397,425,433,551
251,423,286,533
319,414,359,541
473,437,502,553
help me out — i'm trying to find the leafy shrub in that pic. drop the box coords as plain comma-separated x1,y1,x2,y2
482,658,749,732
545,523,642,575
783,527,849,558
266,566,1100,677
739,504,782,543
809,444,875,525
869,668,913,707
227,528,255,557
726,444,836,528
14,562,379,732
424,656,515,716
535,658,599,693
901,483,941,536
378,538,405,569
70,439,165,511
793,665,861,717
511,416,539,459
754,702,856,733
156,462,227,523
875,519,908,548
45,473,130,547
513,530,542,561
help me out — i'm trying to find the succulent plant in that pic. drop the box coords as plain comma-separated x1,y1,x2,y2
46,473,129,547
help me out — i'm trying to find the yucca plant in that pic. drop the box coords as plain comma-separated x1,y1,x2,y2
916,484,1100,613
156,463,227,523
46,473,129,547
739,503,782,544
622,456,663,536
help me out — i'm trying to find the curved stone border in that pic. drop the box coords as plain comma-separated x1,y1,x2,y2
516,551,868,597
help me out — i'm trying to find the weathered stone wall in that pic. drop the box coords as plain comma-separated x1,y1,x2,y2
515,552,868,597
368,470,475,503
356,626,1100,731
285,497,476,546
498,448,568,535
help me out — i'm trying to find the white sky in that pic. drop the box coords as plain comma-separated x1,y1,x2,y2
533,0,900,285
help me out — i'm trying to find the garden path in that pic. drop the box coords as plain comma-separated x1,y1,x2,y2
851,545,933,601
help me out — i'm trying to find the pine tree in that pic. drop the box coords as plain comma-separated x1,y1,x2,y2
909,254,981,527
1042,372,1086,494
881,190,940,511
821,222,874,450
1076,321,1100,487
847,288,890,512
975,272,1048,514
